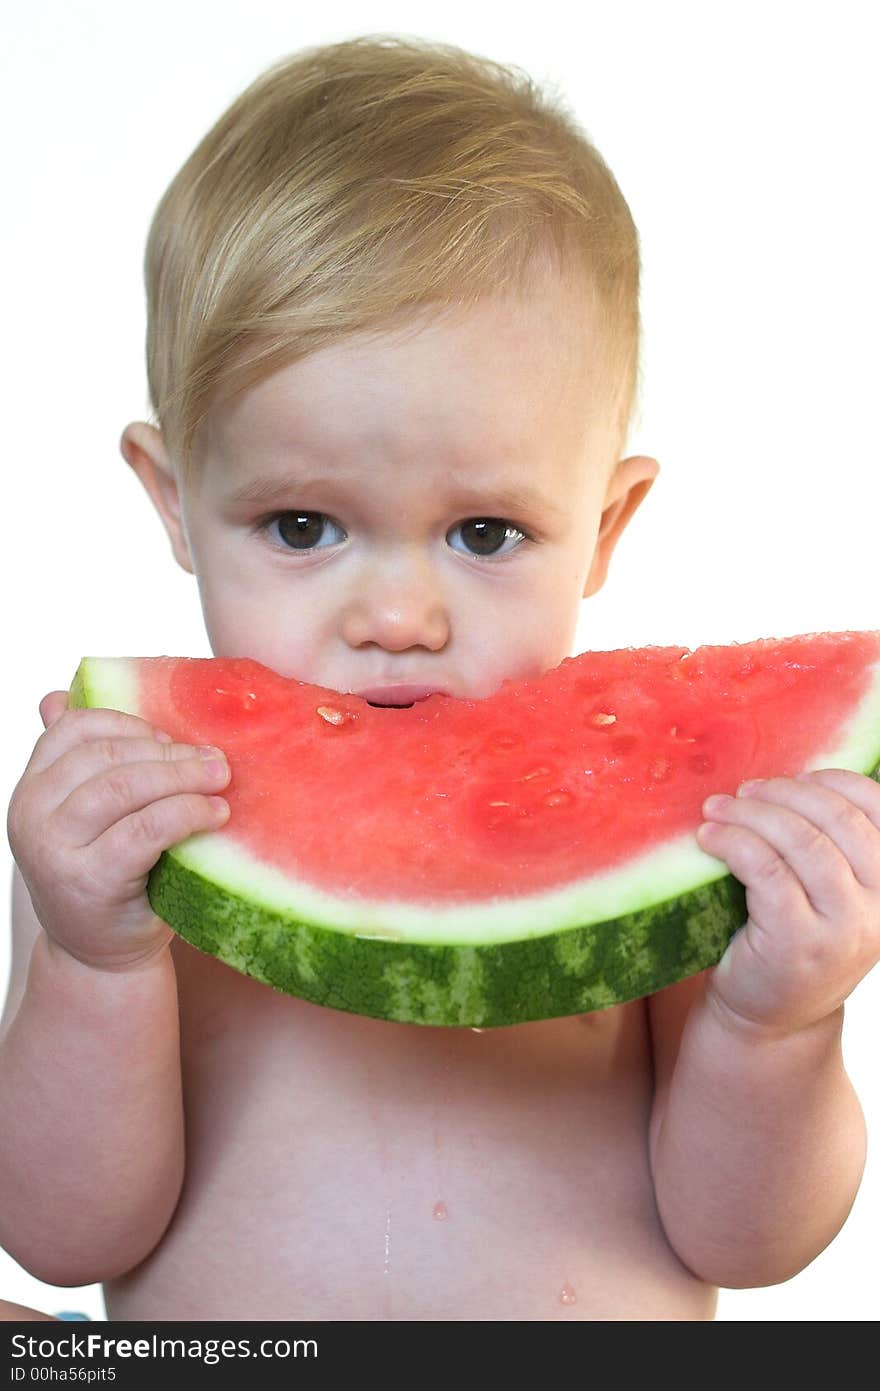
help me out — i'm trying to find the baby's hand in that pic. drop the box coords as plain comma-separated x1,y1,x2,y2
696,768,880,1035
6,691,231,971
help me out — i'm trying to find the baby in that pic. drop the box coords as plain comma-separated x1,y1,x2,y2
3,34,879,1323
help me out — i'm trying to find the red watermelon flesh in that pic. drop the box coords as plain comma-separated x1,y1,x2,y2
142,631,879,902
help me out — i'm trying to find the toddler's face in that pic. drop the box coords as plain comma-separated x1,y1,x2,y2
124,277,657,703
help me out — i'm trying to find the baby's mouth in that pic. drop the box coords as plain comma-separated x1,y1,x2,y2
355,684,447,709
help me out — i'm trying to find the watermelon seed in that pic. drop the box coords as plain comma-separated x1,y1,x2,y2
669,726,696,742
520,766,550,781
316,705,355,726
590,711,617,727
488,800,512,807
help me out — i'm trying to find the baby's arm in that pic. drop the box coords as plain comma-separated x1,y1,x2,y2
0,868,184,1287
0,693,230,1287
649,972,863,1288
649,769,877,1288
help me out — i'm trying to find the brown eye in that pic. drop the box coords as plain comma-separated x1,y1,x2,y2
272,512,344,551
449,518,525,558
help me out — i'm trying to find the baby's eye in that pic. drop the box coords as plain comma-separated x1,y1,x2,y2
266,512,345,551
447,518,527,558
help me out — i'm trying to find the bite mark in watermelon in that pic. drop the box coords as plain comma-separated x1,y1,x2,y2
68,631,880,1027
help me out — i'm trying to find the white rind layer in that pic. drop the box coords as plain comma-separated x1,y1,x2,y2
172,826,728,944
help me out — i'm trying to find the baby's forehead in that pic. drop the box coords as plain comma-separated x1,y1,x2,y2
202,284,611,461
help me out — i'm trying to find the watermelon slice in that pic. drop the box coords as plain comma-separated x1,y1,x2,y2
68,631,880,1027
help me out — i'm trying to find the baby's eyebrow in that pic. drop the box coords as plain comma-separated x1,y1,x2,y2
226,473,319,506
225,472,566,522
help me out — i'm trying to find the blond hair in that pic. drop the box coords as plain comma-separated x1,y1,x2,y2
143,33,641,478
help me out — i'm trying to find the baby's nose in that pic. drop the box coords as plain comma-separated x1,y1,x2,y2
341,555,449,652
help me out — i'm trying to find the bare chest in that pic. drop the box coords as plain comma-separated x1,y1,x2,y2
104,941,715,1320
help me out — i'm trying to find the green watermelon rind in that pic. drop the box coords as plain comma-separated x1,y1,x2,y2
146,850,749,1025
69,653,880,1028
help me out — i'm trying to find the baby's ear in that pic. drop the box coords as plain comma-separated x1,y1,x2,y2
583,454,660,598
120,422,194,574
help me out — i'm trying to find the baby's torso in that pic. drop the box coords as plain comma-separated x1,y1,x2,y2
103,939,716,1321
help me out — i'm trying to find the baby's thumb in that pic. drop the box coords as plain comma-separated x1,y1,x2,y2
39,691,70,729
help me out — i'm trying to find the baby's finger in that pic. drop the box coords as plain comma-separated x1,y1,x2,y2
83,791,231,891
737,773,880,893
700,786,857,918
25,706,174,778
38,737,224,809
697,815,814,927
57,751,230,849
796,768,880,833
39,691,70,729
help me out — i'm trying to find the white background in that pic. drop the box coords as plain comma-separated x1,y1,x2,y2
1,0,878,1321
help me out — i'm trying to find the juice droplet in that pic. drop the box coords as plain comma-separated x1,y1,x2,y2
648,758,672,782
214,687,258,712
383,1205,392,1275
542,789,574,808
432,1201,449,1221
489,732,520,753
559,1283,577,1306
672,654,698,682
